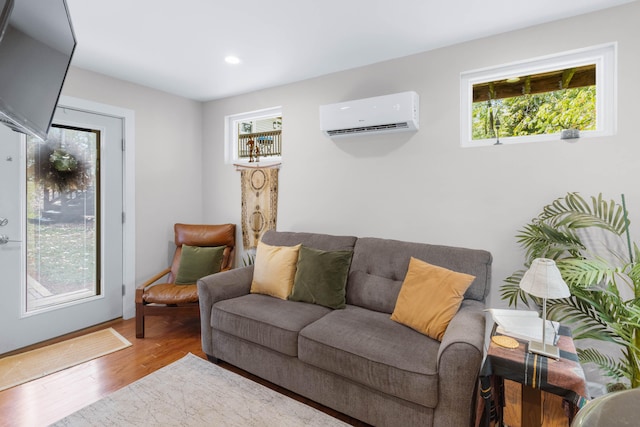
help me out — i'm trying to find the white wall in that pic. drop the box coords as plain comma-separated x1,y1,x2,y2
61,68,204,283
202,2,640,308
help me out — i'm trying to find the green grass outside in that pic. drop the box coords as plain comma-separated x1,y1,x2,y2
26,221,96,295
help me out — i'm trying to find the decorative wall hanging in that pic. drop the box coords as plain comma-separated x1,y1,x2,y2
239,165,279,249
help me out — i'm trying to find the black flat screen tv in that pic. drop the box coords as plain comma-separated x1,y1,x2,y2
0,0,76,141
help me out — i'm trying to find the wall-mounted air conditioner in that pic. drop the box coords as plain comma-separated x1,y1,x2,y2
319,91,419,138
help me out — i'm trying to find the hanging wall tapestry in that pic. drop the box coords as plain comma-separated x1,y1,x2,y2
240,167,279,249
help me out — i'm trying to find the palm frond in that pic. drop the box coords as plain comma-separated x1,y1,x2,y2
627,298,640,328
555,212,623,232
517,222,584,260
538,193,628,235
557,258,614,289
550,285,637,346
626,258,640,296
500,270,534,308
578,348,628,382
548,298,622,344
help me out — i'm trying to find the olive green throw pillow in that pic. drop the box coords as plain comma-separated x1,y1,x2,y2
174,244,226,285
289,246,353,309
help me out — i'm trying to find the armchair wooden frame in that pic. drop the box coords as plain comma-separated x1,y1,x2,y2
135,223,236,338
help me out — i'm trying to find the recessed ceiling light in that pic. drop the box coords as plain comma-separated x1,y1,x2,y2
225,56,241,65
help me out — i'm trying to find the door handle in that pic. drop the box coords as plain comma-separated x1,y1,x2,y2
0,234,21,245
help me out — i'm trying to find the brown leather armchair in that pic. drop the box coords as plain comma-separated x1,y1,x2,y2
135,223,236,338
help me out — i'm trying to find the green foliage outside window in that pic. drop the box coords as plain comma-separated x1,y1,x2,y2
472,86,596,140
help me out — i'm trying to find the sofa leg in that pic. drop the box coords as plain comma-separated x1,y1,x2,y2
206,354,220,363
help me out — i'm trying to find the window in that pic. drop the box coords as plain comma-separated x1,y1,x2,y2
225,107,282,164
26,125,100,311
460,43,616,147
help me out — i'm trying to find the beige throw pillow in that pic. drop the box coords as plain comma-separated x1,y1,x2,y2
391,257,475,341
250,241,301,299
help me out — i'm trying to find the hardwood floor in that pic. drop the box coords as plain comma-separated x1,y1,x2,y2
0,316,365,427
0,316,570,427
0,316,202,427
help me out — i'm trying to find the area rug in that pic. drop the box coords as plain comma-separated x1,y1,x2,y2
0,327,131,392
52,353,348,426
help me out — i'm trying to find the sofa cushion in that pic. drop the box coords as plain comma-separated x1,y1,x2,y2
347,237,492,309
289,246,353,309
346,270,402,314
211,293,331,357
298,305,440,408
390,257,475,341
250,241,301,299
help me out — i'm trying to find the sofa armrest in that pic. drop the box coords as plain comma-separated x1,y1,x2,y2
435,299,486,426
197,265,254,356
438,299,485,360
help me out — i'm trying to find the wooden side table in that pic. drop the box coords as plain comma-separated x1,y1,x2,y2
478,325,589,427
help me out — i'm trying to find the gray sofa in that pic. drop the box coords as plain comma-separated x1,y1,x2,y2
198,231,492,426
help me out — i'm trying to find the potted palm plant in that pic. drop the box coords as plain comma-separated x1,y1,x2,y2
501,192,640,390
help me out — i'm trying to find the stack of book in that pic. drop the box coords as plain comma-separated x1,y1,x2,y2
485,308,559,345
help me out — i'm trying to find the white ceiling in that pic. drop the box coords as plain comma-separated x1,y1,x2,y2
65,0,635,102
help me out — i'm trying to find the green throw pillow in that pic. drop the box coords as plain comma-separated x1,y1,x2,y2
289,246,353,309
174,244,226,285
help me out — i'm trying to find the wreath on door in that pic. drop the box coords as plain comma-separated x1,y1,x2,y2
33,145,88,192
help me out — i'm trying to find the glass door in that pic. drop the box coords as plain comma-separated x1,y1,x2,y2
0,106,124,354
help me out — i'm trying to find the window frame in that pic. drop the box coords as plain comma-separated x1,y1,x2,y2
460,43,617,147
225,106,283,164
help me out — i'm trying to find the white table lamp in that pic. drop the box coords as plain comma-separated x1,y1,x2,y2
519,258,571,359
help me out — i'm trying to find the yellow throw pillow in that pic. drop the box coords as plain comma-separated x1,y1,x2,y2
250,241,301,299
391,257,475,341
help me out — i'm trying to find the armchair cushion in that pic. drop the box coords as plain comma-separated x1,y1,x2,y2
390,257,475,341
174,244,226,285
143,283,199,304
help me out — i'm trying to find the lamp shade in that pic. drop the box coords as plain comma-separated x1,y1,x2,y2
519,258,571,299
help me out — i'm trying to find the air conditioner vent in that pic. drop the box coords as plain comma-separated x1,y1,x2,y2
326,122,409,137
